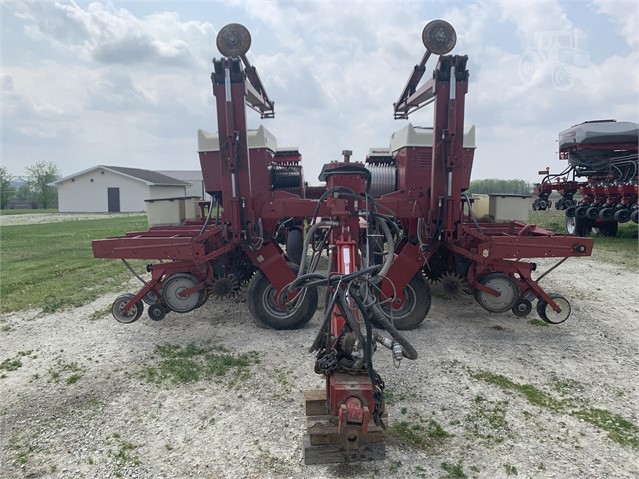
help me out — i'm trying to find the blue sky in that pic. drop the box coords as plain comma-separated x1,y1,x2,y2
1,0,637,184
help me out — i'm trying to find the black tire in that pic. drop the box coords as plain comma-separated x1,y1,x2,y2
632,209,638,224
147,304,167,321
599,208,615,220
286,228,303,265
596,221,618,237
378,273,431,330
512,298,533,317
614,209,631,223
575,206,587,219
112,293,143,324
246,262,318,330
586,207,599,220
565,215,591,236
536,293,571,324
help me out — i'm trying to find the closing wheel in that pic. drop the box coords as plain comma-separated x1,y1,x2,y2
246,263,318,330
112,293,143,324
512,298,533,317
286,228,303,265
147,304,167,321
378,273,431,330
474,273,519,314
536,294,571,324
162,274,205,313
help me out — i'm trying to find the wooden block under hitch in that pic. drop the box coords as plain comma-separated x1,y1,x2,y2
303,388,387,465
303,435,386,464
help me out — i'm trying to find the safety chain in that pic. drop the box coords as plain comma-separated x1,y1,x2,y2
314,349,338,375
372,373,386,429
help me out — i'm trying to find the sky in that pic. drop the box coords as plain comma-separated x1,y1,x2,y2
1,0,637,185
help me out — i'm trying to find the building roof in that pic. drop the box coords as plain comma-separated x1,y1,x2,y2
51,165,190,186
157,170,203,181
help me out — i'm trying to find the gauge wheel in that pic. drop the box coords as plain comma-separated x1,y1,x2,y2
246,263,318,330
286,228,303,265
378,273,431,330
147,304,167,321
112,293,143,324
536,293,571,324
565,215,591,236
162,274,205,313
512,298,533,317
474,273,519,314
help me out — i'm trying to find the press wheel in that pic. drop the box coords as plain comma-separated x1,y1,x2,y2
536,294,571,324
112,293,143,324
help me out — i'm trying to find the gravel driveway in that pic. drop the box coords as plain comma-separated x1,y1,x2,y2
1,255,637,479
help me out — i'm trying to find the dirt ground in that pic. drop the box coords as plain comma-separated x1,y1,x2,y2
1,253,638,479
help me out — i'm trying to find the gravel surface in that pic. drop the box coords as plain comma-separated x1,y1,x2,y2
0,213,144,226
1,256,638,479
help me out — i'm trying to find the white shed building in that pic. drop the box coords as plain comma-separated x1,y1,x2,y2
52,166,190,213
157,170,205,199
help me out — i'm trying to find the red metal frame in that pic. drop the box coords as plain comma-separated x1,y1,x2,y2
93,24,601,444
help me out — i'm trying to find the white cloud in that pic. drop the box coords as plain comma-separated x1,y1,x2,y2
6,0,215,67
592,0,639,51
1,0,636,184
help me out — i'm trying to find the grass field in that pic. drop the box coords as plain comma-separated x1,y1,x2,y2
0,215,148,314
0,209,58,215
0,211,636,314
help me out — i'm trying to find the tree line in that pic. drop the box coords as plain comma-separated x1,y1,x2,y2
0,161,61,209
466,178,533,195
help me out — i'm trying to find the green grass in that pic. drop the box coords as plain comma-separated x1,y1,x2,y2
503,463,518,476
441,461,467,479
529,210,638,270
388,460,402,474
0,208,58,215
473,370,639,448
48,360,84,384
389,418,452,449
142,343,260,385
0,358,23,372
528,319,549,327
0,215,148,313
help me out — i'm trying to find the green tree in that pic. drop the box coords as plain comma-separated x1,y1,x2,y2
25,161,60,209
0,165,16,209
